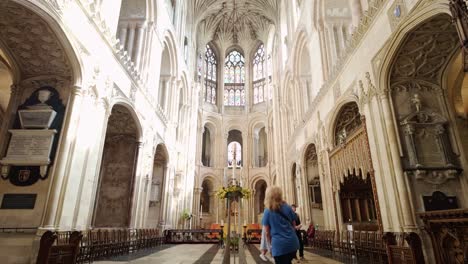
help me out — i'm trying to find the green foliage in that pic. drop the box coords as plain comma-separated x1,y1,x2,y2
215,185,251,199
181,209,191,220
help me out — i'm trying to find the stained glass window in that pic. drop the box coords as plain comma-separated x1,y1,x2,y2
253,44,266,104
224,50,245,106
204,44,217,104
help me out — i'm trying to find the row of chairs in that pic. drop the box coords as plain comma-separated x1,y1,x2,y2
310,230,388,263
76,228,164,263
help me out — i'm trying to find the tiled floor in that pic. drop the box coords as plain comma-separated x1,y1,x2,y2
95,244,342,264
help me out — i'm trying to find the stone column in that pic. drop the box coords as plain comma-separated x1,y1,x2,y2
337,23,347,51
378,92,417,231
193,187,202,227
118,23,128,49
134,22,146,69
318,23,330,80
0,84,20,155
129,141,144,228
218,48,226,113
126,22,136,61
350,0,363,28
42,86,84,229
325,24,338,67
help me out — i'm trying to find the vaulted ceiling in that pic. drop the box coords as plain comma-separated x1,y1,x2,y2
191,0,279,47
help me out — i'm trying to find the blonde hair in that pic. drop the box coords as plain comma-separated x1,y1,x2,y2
264,186,284,211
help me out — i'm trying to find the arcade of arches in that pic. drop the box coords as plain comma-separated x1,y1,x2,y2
0,0,468,263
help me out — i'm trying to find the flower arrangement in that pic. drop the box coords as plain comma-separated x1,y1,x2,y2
215,185,251,199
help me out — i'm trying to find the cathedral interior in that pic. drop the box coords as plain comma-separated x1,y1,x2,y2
0,0,467,263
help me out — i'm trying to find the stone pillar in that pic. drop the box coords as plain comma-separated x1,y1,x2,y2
126,23,136,61
42,86,84,229
118,23,128,49
129,141,144,228
134,23,146,69
350,0,363,28
193,187,202,227
0,84,20,155
218,48,226,113
337,23,347,51
378,92,417,231
325,24,337,67
317,23,330,80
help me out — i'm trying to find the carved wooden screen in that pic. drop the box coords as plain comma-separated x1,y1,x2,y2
330,102,380,229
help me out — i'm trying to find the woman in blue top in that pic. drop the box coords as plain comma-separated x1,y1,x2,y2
262,186,299,264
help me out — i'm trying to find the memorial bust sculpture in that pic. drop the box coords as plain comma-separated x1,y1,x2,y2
26,88,53,110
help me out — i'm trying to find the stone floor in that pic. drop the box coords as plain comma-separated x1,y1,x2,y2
96,244,342,264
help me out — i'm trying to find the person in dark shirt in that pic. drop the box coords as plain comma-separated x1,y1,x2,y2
291,204,304,261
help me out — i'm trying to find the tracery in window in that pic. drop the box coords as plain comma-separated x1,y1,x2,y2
224,50,245,106
204,44,217,104
253,44,266,104
334,102,362,146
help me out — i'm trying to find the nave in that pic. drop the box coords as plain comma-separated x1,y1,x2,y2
95,244,341,264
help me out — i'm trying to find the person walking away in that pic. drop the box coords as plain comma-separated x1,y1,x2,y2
262,186,299,264
291,204,304,261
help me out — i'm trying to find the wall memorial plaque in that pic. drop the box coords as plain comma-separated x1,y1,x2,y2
0,129,57,177
1,193,37,209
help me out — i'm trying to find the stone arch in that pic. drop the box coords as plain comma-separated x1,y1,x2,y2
253,178,268,222
198,174,219,227
383,10,467,228
0,0,83,200
0,0,84,83
292,30,313,108
202,120,217,167
162,30,179,76
326,96,360,147
200,177,215,213
227,129,243,167
225,45,245,58
251,121,268,168
108,100,144,141
377,3,452,88
302,142,324,227
147,143,169,228
93,104,141,227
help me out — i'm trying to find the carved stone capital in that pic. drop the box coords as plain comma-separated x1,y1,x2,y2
408,169,460,185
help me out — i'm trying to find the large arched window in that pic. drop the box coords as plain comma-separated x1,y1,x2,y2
224,50,245,106
253,44,266,104
204,44,217,104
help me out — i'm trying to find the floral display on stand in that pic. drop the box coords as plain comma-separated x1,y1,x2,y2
215,185,251,199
